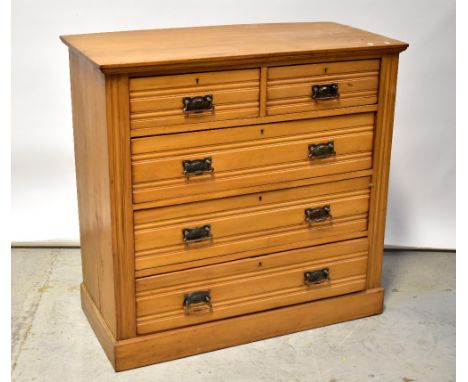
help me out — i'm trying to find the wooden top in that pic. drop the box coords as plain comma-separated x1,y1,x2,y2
60,22,408,73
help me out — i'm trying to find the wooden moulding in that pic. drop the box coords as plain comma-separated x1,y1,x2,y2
59,22,408,74
81,282,383,371
105,74,137,339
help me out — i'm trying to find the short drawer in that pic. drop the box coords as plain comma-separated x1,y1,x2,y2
135,238,369,334
131,113,374,206
129,69,260,130
134,177,370,273
267,59,380,116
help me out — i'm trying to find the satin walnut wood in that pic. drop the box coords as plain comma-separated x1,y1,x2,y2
62,22,407,371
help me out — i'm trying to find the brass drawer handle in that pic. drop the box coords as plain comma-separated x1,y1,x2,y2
305,205,332,223
312,83,339,100
182,157,214,176
183,290,212,315
308,141,335,159
304,268,329,285
183,95,214,113
182,224,212,244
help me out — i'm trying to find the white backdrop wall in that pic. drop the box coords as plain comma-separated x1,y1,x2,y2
12,0,455,248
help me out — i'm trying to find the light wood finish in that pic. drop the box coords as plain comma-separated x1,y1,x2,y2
267,59,379,116
63,23,407,371
80,283,116,366
259,66,268,117
134,230,368,278
133,128,372,184
134,176,370,225
60,22,407,73
118,287,384,371
69,52,136,340
132,114,374,204
105,75,137,339
136,239,368,334
81,278,383,371
133,168,373,211
132,112,373,154
133,152,371,205
130,69,260,129
69,51,117,337
136,238,367,292
367,54,400,288
134,178,370,271
138,259,367,334
130,103,379,137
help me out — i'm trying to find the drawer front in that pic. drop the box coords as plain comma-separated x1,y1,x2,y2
267,60,379,116
134,177,370,272
130,69,260,130
136,238,369,334
132,113,374,205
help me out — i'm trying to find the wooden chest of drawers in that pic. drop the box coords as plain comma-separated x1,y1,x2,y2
61,22,408,371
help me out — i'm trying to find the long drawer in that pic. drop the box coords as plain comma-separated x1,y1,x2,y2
130,69,260,130
133,177,370,273
131,113,374,205
136,238,369,334
267,59,379,116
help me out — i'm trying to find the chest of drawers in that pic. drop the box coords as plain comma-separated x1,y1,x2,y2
61,22,408,371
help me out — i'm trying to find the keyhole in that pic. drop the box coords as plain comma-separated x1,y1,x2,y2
258,195,263,201
324,67,328,74
260,129,264,135
258,262,263,267
196,78,199,84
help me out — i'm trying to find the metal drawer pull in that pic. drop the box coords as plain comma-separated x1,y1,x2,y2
304,268,330,285
305,205,332,223
183,290,212,315
312,83,339,100
182,224,212,244
308,141,335,159
183,94,214,113
182,157,214,176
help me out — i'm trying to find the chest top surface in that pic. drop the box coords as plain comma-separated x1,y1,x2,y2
60,22,408,72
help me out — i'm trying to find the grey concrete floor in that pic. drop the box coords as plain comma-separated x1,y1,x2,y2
12,248,455,382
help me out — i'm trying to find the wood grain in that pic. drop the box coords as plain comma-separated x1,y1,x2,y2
131,113,374,155
60,22,407,73
131,114,375,205
135,220,369,272
138,271,367,334
267,59,379,116
134,177,370,225
132,169,373,211
367,54,400,288
133,153,371,205
63,22,407,371
259,66,268,117
268,59,380,80
136,238,368,291
134,190,370,253
129,103,379,136
135,228,369,278
129,69,260,129
132,127,373,184
133,177,370,270
115,288,384,371
105,75,137,339
69,51,117,337
80,283,116,367
135,241,369,334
